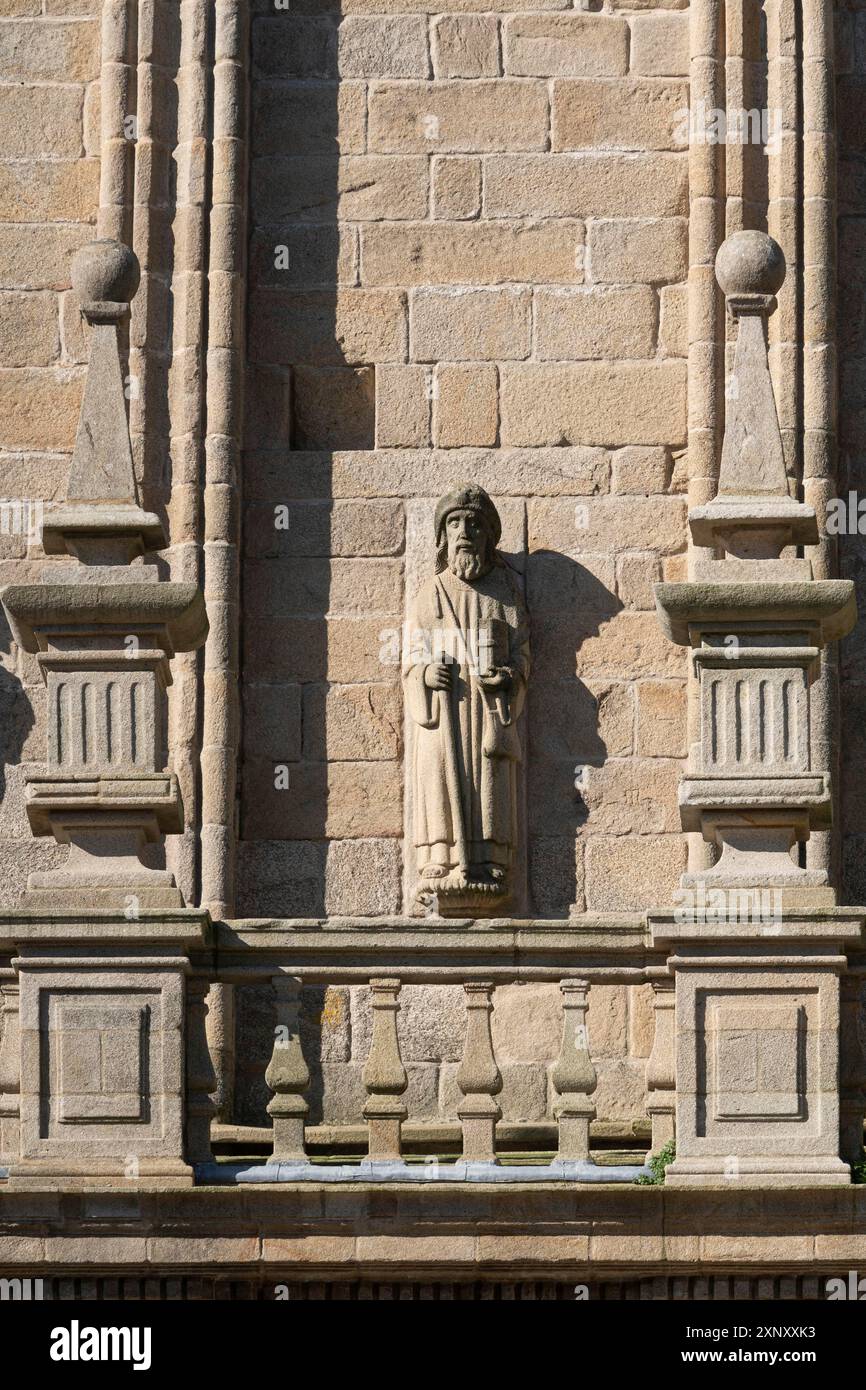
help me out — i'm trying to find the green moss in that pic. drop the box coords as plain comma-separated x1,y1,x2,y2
636,1139,676,1185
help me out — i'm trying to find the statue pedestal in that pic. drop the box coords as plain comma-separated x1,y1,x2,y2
650,910,864,1187
0,910,210,1189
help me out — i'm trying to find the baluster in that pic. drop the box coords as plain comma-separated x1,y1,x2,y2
186,973,217,1165
840,973,866,1166
0,978,20,1169
205,981,235,1125
362,978,407,1162
266,974,310,1163
551,978,596,1163
457,982,501,1163
645,974,676,1154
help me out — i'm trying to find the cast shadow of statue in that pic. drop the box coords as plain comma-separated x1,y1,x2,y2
525,551,622,917
0,594,37,906
0,603,35,828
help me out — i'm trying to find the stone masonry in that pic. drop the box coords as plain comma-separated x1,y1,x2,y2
0,0,865,1297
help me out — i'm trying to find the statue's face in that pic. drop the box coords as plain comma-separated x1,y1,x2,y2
445,508,488,581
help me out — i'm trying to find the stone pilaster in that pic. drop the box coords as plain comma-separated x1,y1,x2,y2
0,240,211,1187
653,232,865,1188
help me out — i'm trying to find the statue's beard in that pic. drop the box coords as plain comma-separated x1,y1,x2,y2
451,550,486,582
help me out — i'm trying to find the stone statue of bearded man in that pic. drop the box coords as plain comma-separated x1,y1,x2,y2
403,485,530,912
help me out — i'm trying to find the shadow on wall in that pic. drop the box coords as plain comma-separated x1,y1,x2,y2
0,598,37,898
238,2,346,918
526,553,621,917
837,47,866,906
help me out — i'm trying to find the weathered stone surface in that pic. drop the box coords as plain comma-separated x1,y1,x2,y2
585,833,687,910
302,682,403,760
0,18,99,81
412,287,531,362
338,15,429,78
588,218,688,284
361,220,585,286
242,760,403,840
574,612,687,679
492,984,561,1063
248,225,357,289
245,557,402,617
0,369,83,449
534,286,656,360
292,366,375,450
352,984,466,1063
246,499,404,558
0,292,58,367
552,80,689,152
0,160,98,222
243,683,302,761
300,985,351,1064
252,156,429,223
432,15,499,78
529,835,585,915
636,680,687,757
433,362,498,446
369,80,549,153
249,290,406,366
253,17,337,79
440,1059,548,1121
582,758,681,835
483,154,688,219
0,223,89,289
504,14,629,78
629,982,656,1059
0,84,83,159
431,156,481,220
592,681,635,758
611,447,671,494
529,496,686,555
592,1059,647,1121
660,283,688,357
253,81,367,156
324,838,403,915
630,13,690,77
587,985,629,1058
502,362,687,446
246,448,609,501
375,364,431,448
617,552,661,609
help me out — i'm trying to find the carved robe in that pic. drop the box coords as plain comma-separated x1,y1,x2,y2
403,561,530,875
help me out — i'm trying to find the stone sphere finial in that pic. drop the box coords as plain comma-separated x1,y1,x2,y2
715,231,786,298
72,238,140,307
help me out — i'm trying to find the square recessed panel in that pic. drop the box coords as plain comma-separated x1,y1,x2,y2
56,1002,147,1123
710,1000,805,1121
43,987,159,1139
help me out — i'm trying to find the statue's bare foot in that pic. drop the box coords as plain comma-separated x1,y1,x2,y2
420,865,449,881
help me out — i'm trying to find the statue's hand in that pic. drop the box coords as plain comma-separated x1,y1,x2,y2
425,661,453,690
479,667,512,692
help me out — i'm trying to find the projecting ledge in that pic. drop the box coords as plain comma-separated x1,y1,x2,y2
654,580,856,647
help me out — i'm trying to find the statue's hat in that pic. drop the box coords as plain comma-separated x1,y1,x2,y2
434,484,501,546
